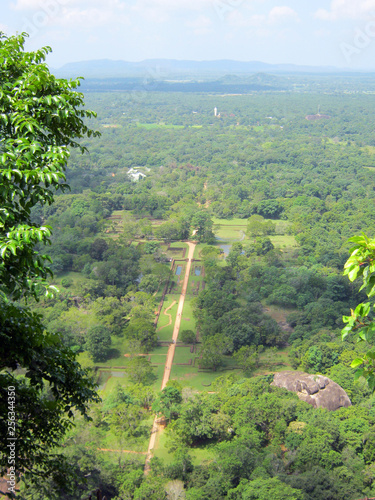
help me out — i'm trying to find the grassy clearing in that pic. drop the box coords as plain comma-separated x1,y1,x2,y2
157,323,174,342
156,297,178,341
212,218,247,226
153,428,172,463
136,122,185,130
101,373,131,395
150,345,169,357
270,234,297,248
152,364,167,390
193,243,206,259
263,304,296,323
173,346,194,365
86,335,131,369
153,428,216,466
169,364,239,391
254,346,293,375
215,226,246,240
190,445,216,465
364,145,375,155
53,270,91,294
100,431,150,453
274,220,291,234
98,359,165,395
157,296,179,328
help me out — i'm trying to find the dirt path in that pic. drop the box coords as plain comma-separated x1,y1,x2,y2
156,300,176,332
160,242,195,390
145,241,196,473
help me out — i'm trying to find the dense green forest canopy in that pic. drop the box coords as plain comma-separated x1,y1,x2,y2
7,68,375,499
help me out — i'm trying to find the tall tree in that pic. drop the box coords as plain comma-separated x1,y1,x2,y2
0,32,100,487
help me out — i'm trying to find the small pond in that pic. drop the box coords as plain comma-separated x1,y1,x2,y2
220,244,232,256
194,267,201,276
175,265,182,276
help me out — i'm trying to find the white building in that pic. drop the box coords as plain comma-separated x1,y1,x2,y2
127,168,146,182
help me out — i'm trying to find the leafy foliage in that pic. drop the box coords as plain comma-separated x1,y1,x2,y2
0,33,100,486
342,234,375,389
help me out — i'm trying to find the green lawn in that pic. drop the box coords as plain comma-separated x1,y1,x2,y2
215,226,246,240
169,364,239,391
153,428,172,463
212,218,248,226
98,358,166,395
152,364,167,390
153,428,216,466
156,294,180,341
270,234,297,248
179,299,197,332
150,345,170,357
173,346,194,365
53,270,91,294
100,372,131,395
89,335,132,368
193,243,206,259
254,346,293,375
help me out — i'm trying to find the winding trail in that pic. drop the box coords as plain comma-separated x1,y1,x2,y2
156,300,177,332
145,241,196,473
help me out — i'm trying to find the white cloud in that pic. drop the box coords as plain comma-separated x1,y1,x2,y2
13,0,129,31
12,0,75,10
228,5,298,28
315,0,375,21
57,7,113,28
268,6,299,25
186,15,213,35
130,0,218,24
133,0,213,12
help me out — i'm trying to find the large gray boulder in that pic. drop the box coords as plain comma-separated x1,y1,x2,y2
271,371,351,411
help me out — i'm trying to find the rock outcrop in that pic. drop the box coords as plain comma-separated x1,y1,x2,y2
271,371,351,411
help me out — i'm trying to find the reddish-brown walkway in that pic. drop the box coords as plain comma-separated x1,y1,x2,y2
144,241,196,473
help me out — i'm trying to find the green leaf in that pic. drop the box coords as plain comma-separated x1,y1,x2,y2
351,358,364,368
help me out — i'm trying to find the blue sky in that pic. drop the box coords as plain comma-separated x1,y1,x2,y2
2,0,375,69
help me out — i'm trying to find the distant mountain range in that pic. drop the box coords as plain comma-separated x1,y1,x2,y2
54,58,348,79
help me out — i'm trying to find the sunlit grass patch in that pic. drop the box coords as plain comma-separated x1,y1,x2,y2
269,234,297,248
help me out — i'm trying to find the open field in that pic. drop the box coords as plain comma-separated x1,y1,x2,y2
172,345,195,364
52,270,92,293
193,243,206,259
78,335,131,369
169,363,239,390
156,295,180,341
178,298,197,332
270,234,297,248
153,428,216,466
136,122,185,130
212,217,247,226
215,226,246,240
254,347,293,375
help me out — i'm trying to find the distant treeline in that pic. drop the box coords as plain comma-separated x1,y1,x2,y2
80,78,288,93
